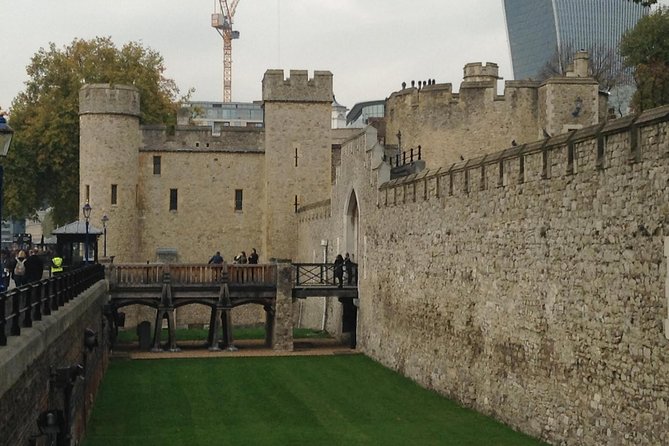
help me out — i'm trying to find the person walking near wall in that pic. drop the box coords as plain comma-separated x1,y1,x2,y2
50,256,64,276
208,251,224,264
13,250,27,287
234,251,247,264
24,249,44,283
248,248,259,264
333,254,344,288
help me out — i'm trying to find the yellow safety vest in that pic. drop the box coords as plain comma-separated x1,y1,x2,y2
51,257,64,274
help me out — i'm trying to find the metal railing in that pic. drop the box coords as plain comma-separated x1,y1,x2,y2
0,263,105,346
294,263,358,287
387,146,422,167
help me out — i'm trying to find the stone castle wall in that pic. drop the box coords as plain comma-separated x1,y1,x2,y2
385,61,601,171
262,70,334,261
136,149,265,263
298,108,669,445
0,283,110,445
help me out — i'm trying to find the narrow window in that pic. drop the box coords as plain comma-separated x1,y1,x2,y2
111,184,118,205
235,189,243,211
498,160,504,187
630,125,640,163
518,156,525,184
464,169,470,194
480,165,486,191
567,142,575,175
596,135,605,170
85,184,90,202
294,148,299,167
169,189,178,211
153,156,161,175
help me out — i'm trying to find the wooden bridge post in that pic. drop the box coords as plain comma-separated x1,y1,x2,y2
151,272,180,352
272,263,294,351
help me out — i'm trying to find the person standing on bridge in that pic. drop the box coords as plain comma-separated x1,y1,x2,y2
333,254,344,288
208,251,224,265
248,248,259,264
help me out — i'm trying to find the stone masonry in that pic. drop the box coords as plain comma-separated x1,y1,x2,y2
297,108,669,445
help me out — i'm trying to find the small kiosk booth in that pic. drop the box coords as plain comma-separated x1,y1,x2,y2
52,220,102,268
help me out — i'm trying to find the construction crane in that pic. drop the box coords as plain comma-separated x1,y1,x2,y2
211,0,241,102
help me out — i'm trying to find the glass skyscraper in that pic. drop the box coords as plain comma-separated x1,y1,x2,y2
502,0,649,81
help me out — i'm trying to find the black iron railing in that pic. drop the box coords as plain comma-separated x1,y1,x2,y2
0,263,105,346
387,146,422,168
294,263,358,287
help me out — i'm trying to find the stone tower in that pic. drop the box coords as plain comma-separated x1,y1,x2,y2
79,84,141,262
538,51,601,138
262,70,333,260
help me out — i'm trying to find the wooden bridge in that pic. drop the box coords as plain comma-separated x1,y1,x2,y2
106,262,358,352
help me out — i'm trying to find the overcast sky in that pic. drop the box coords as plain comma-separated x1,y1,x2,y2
1,1,666,112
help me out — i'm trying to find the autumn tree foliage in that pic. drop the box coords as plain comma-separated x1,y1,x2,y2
6,37,182,224
620,7,669,112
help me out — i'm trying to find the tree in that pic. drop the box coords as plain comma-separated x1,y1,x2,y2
6,37,182,225
629,0,656,5
620,7,669,112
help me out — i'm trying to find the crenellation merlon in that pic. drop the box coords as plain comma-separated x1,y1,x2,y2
79,84,140,117
463,62,501,83
262,69,333,103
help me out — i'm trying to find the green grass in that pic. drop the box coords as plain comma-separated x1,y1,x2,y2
116,327,329,343
83,356,546,446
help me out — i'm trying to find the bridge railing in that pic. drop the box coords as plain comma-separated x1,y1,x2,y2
108,263,278,287
294,263,358,287
0,263,105,346
108,264,165,286
228,264,277,286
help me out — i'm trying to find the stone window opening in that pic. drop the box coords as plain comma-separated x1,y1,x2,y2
596,135,606,170
567,142,575,175
85,184,90,202
498,161,505,188
153,156,161,175
518,156,525,184
169,189,178,211
235,189,243,211
542,147,551,179
629,125,640,163
111,184,118,205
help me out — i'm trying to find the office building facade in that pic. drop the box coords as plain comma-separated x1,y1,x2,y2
503,0,648,81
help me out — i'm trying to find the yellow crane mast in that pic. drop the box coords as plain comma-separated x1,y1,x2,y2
211,0,241,102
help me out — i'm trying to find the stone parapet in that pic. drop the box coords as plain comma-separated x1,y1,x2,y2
79,84,140,117
262,69,333,103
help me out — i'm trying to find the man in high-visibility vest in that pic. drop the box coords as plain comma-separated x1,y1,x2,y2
50,256,64,275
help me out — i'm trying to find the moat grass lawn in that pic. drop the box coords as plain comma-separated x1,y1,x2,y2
83,355,546,446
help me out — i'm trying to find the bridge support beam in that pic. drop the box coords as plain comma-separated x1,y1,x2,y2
152,307,180,352
272,263,294,351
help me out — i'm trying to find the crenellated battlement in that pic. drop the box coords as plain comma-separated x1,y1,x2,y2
79,84,140,117
463,62,500,83
385,56,602,169
262,69,333,103
379,105,669,206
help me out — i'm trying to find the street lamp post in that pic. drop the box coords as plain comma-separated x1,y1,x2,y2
101,214,109,258
0,111,14,291
82,202,92,264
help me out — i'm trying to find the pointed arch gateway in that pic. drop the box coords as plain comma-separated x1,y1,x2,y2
342,188,359,349
344,189,359,260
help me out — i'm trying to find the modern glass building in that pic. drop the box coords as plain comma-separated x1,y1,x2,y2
502,0,649,81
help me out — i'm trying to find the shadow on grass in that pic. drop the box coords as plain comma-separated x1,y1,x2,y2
116,326,329,344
